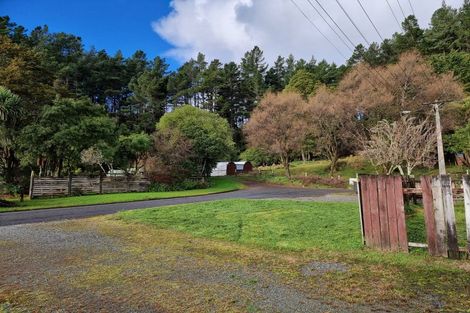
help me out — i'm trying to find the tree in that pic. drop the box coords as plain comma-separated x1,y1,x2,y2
240,147,278,167
146,130,194,184
309,87,357,175
156,105,235,178
447,121,470,167
19,98,117,176
244,92,309,178
0,87,22,183
285,69,318,99
118,133,152,174
360,116,436,175
127,57,169,132
339,51,464,125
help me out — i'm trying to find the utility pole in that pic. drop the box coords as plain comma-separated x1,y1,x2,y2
431,101,446,175
424,98,456,175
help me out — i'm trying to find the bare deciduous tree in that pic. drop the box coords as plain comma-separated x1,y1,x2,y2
244,92,309,178
80,146,111,174
309,86,357,175
339,51,464,124
360,116,436,175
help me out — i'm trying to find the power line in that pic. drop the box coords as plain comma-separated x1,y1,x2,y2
334,0,370,45
356,0,384,41
324,0,396,86
396,0,408,20
311,0,357,49
305,0,354,51
288,0,383,90
385,0,402,29
288,0,349,60
306,0,393,88
407,0,415,16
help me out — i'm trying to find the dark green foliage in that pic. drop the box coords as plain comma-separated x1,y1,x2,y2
19,98,117,175
240,148,278,167
156,105,235,178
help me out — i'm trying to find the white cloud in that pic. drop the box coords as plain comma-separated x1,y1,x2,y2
153,0,464,65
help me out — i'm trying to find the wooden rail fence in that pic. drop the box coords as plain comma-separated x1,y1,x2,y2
358,175,470,259
29,174,150,198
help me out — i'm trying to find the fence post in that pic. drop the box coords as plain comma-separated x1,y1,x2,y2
421,176,439,256
440,175,459,259
431,176,448,257
99,173,103,194
29,170,35,199
68,172,72,196
463,175,470,254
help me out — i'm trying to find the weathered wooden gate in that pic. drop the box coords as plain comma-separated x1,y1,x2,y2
359,174,470,259
359,175,408,252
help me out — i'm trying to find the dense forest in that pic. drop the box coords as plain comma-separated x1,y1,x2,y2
0,1,469,192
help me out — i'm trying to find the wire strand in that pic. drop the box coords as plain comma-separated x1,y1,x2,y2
385,0,402,29
334,0,370,45
356,0,384,41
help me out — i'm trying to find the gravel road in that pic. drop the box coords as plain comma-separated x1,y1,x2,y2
0,219,407,312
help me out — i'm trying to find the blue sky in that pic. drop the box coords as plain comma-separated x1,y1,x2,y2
1,0,464,68
0,0,180,68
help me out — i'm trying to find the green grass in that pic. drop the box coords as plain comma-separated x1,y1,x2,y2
117,198,469,253
117,199,363,251
407,202,468,247
253,156,469,188
0,177,243,213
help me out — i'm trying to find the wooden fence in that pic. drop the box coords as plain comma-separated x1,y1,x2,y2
359,176,408,252
358,175,470,259
29,174,150,198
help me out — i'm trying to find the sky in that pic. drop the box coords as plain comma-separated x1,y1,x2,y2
1,0,465,69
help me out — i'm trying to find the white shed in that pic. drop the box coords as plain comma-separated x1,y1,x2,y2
211,162,229,177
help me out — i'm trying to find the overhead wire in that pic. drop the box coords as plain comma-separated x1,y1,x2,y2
305,0,354,51
356,0,384,41
407,0,415,16
334,0,370,45
385,0,402,29
288,0,383,90
395,0,408,20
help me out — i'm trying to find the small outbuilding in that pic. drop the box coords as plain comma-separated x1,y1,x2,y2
234,161,253,174
211,161,253,177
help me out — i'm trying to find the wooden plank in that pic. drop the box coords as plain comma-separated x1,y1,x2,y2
368,176,381,248
431,176,449,257
386,176,399,251
421,176,439,256
356,175,365,245
360,176,373,246
393,176,408,252
463,175,470,253
441,176,459,259
377,176,390,250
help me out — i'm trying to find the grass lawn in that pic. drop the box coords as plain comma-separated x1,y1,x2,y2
252,156,469,188
0,177,243,213
117,199,363,251
116,199,470,311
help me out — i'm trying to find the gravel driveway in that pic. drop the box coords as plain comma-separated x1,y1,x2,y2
0,218,411,313
0,182,356,226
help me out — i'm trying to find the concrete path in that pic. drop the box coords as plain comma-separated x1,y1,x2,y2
0,182,355,227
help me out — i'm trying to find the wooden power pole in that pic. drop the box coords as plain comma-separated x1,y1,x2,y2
432,101,446,175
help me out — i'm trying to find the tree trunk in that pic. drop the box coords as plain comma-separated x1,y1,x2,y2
283,156,291,179
329,156,338,176
301,149,306,164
